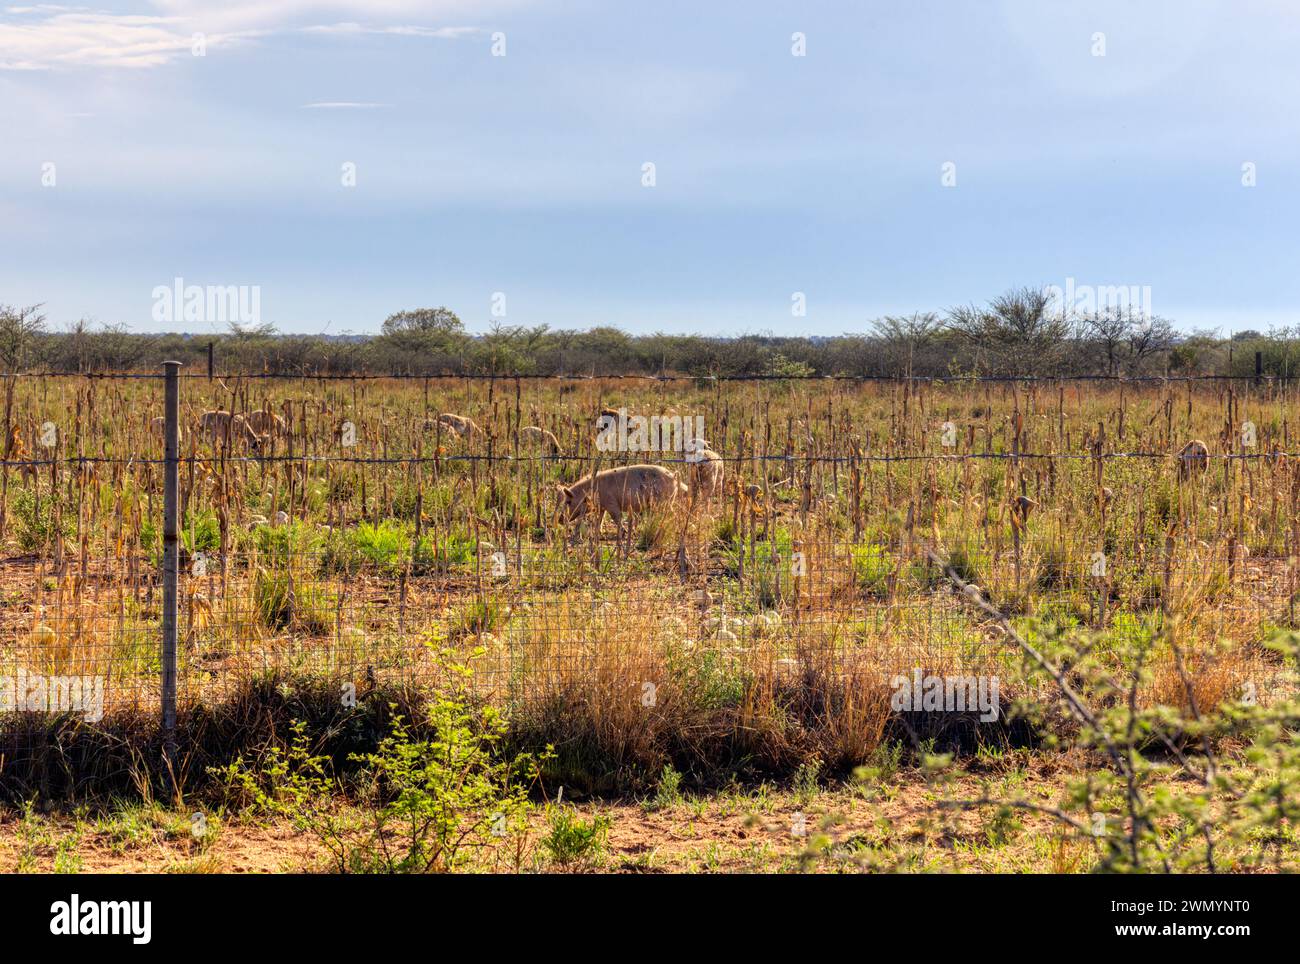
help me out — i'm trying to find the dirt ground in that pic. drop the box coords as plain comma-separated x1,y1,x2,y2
0,752,1195,874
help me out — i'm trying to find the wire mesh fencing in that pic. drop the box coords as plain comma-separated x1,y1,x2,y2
2,369,1298,729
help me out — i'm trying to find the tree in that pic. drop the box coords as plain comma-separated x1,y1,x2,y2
870,312,942,376
381,307,463,338
377,307,468,371
0,303,46,371
763,353,815,378
1080,309,1175,376
570,326,636,374
63,317,92,372
471,323,549,374
1125,316,1175,373
1168,330,1222,375
227,319,278,340
1081,307,1131,376
93,323,156,370
947,287,1075,376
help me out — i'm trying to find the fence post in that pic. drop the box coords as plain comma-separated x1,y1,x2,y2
161,360,182,760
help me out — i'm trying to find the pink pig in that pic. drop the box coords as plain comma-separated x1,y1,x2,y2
557,464,688,534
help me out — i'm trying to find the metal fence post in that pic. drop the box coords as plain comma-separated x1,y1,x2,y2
162,361,181,758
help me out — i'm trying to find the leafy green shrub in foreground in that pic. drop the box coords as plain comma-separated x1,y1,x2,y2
214,659,547,873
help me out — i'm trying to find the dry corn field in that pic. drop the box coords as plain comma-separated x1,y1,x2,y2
1,372,1296,758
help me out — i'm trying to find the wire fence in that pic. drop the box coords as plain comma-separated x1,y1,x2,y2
0,368,1289,383
0,367,1296,732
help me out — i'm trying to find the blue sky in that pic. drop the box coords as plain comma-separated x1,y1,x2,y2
1,0,1297,336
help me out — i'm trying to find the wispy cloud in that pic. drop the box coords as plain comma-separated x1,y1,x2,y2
302,22,480,39
4,5,90,12
0,8,252,69
0,4,481,70
300,100,389,109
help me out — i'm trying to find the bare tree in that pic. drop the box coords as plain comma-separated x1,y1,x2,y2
0,303,46,371
1082,307,1131,376
226,319,279,340
946,287,1076,376
870,312,942,377
1125,316,1175,374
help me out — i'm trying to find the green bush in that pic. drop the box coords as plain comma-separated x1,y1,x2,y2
214,664,546,873
350,520,408,575
408,533,479,576
253,567,333,634
254,520,321,562
181,509,221,556
648,764,683,811
11,489,73,552
721,526,795,607
541,808,610,869
449,597,509,638
852,544,894,598
665,642,748,710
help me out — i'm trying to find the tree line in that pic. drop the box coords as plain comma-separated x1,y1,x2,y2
1,289,1293,378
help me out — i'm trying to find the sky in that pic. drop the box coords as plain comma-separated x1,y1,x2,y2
1,0,1298,338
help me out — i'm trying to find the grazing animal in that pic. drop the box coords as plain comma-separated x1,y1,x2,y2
1178,439,1210,480
243,409,286,436
435,413,483,439
520,425,561,455
556,464,688,533
737,482,770,518
686,441,724,499
595,408,622,433
197,410,265,451
1009,495,1038,532
151,415,185,446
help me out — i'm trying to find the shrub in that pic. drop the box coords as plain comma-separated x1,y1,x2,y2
721,526,794,607
541,808,610,869
181,509,221,556
253,567,333,634
649,764,683,811
214,663,546,873
349,520,408,575
254,520,321,561
11,489,73,552
449,597,509,638
793,757,822,804
852,544,894,598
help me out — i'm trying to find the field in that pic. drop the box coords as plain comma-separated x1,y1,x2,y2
3,372,1300,873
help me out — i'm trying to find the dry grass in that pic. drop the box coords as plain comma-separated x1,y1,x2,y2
0,375,1297,795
